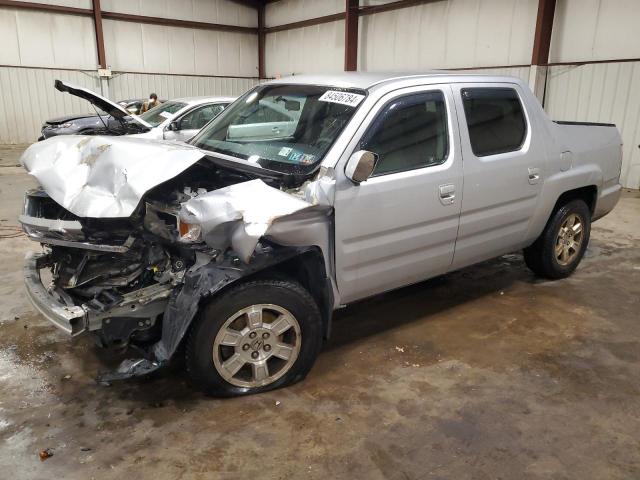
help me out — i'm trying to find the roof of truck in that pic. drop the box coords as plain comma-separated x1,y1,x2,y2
269,71,525,91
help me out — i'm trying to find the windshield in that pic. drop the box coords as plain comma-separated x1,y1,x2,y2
139,101,187,127
190,84,366,174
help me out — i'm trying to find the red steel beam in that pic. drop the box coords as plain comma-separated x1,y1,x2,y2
358,0,443,16
531,0,557,65
263,12,345,34
91,0,106,69
101,11,257,33
344,0,358,71
0,0,257,33
0,0,91,15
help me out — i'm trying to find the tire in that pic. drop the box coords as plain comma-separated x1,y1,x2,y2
185,279,323,397
523,199,591,279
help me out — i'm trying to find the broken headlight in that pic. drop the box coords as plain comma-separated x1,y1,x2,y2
144,202,202,243
177,220,202,243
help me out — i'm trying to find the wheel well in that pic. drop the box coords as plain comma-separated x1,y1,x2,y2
553,185,597,216
258,248,334,339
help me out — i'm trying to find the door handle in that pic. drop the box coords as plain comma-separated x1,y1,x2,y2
438,184,456,205
528,167,541,184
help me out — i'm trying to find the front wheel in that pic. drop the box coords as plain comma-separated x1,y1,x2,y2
185,279,323,397
523,199,591,279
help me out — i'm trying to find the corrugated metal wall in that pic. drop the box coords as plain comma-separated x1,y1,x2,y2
109,73,259,102
101,0,257,27
550,0,640,64
0,8,98,70
265,21,345,77
0,66,100,144
451,66,531,83
102,22,258,77
544,61,640,189
0,0,260,144
0,67,260,143
359,0,537,71
263,0,538,76
264,0,345,76
265,0,343,26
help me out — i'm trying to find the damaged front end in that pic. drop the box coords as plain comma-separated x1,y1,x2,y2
20,136,334,382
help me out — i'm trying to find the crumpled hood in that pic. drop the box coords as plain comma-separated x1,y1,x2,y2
20,135,205,218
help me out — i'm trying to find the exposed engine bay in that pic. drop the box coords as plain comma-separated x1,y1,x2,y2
20,136,335,381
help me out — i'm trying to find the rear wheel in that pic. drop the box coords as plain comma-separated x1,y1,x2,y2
523,199,591,279
186,279,323,397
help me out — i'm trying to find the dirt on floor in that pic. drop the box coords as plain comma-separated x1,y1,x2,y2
0,144,639,479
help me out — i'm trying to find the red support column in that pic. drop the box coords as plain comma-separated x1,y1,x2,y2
531,0,557,65
92,0,106,68
344,0,358,71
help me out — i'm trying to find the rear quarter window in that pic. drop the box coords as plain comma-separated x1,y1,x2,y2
461,88,526,157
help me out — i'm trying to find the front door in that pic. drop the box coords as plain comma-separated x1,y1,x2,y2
334,86,463,304
450,83,545,269
164,103,226,142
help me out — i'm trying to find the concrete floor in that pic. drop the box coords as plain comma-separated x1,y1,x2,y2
0,144,639,479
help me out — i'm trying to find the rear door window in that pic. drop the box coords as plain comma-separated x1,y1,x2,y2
461,88,526,157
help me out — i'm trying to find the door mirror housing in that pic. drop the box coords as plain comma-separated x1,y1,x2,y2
168,120,180,131
345,150,378,184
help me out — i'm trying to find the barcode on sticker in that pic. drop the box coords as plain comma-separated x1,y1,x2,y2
319,90,365,107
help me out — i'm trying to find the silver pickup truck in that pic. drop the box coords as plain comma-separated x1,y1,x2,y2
20,72,622,397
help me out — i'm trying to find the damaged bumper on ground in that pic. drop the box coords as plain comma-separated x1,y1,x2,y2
19,135,335,382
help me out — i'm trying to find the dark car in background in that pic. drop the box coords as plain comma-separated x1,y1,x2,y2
38,82,168,140
39,108,140,140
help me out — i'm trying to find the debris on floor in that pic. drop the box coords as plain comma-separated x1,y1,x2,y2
38,448,54,461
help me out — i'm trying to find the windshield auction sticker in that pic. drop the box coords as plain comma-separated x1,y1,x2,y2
159,111,173,119
319,91,365,107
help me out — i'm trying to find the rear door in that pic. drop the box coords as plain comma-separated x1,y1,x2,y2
450,83,545,268
333,85,463,303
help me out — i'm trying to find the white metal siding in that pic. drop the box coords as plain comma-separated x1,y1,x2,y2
103,20,258,76
454,66,531,83
358,0,537,71
550,0,640,63
109,72,258,102
0,66,257,144
265,21,345,77
0,66,101,144
100,0,257,27
0,7,98,70
33,0,92,8
544,62,640,189
265,0,343,27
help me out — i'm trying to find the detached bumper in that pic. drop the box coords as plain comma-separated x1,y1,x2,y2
24,251,87,336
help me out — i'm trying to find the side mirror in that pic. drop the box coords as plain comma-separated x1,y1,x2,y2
345,150,377,184
168,120,180,131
